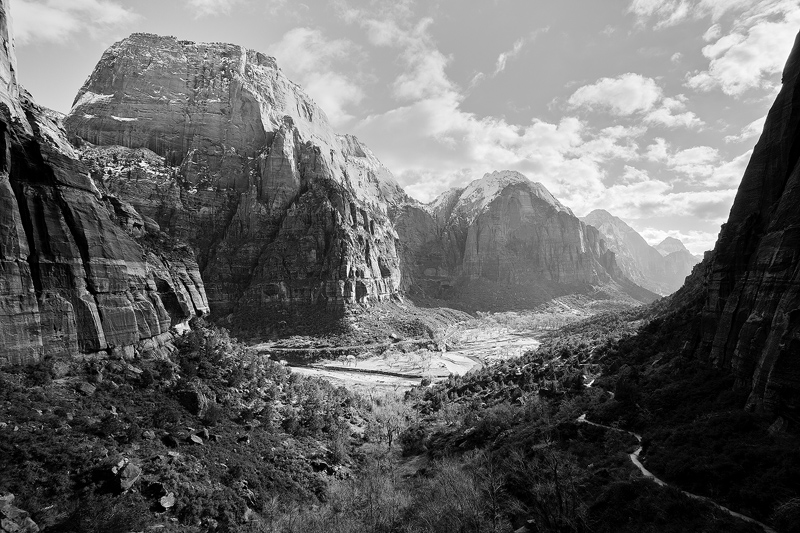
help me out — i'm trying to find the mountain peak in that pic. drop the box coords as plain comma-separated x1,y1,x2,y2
655,236,689,256
456,170,573,220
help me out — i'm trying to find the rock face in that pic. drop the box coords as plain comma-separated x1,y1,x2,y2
395,171,656,309
581,209,700,295
65,34,405,325
0,5,208,366
675,30,800,421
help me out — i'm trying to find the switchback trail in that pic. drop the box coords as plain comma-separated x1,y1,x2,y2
577,415,777,533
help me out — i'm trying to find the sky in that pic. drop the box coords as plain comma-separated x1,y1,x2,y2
10,0,800,254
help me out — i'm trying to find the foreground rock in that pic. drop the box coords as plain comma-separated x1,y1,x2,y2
0,7,208,366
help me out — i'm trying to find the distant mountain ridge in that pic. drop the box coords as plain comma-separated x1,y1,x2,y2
581,209,701,295
395,172,657,309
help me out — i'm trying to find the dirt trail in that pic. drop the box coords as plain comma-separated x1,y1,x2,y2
577,415,777,533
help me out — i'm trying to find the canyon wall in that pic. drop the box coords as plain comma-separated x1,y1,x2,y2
0,4,208,365
669,30,800,420
65,34,405,324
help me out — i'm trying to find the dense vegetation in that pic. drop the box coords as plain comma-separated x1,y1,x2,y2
2,301,798,532
0,320,410,532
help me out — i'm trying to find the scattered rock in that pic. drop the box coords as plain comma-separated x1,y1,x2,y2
188,435,203,445
0,494,39,533
176,383,212,417
199,428,210,440
159,492,176,510
768,416,787,435
118,462,142,491
76,382,96,396
237,435,250,444
209,434,221,442
142,430,156,440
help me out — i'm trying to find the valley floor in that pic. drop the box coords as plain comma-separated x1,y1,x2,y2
253,318,542,393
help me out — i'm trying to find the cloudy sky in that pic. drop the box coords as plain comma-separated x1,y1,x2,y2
11,0,800,254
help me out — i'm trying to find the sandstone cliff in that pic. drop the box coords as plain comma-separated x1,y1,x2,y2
0,5,208,366
395,171,656,309
65,34,404,327
668,30,800,421
582,209,700,295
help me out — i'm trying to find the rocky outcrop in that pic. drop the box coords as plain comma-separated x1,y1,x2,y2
395,171,657,309
0,5,208,366
672,30,800,421
65,34,404,325
581,209,700,295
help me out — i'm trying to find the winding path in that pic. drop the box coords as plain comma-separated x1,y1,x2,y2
577,415,777,533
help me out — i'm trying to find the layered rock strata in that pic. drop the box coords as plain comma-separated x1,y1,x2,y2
582,209,701,295
0,5,208,366
394,171,656,308
66,34,405,321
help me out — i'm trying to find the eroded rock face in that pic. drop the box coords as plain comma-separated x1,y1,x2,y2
66,34,404,323
394,171,656,308
0,5,207,366
673,30,800,420
582,209,700,295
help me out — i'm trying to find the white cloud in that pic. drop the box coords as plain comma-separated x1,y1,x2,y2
494,28,548,76
495,37,527,75
707,149,752,187
724,115,766,142
670,145,720,177
628,0,754,28
13,0,138,44
644,96,703,128
645,137,670,161
185,0,244,17
568,73,662,115
684,1,800,96
269,28,365,128
568,74,704,129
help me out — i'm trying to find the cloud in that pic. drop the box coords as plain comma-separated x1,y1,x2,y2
707,148,752,187
568,73,662,115
12,0,138,44
493,28,548,76
724,115,766,142
628,0,754,28
185,0,244,17
568,74,704,129
269,28,365,128
683,1,800,96
643,96,703,128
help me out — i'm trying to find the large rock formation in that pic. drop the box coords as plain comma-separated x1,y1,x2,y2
581,209,701,295
395,171,656,309
65,34,405,325
0,5,208,366
671,30,800,421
